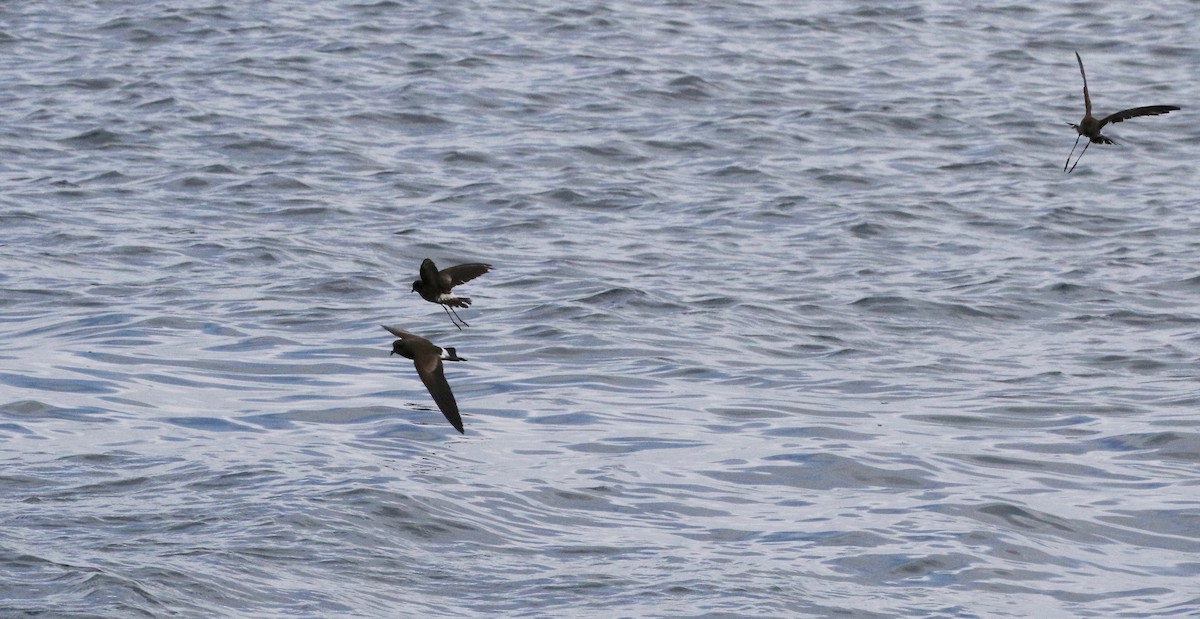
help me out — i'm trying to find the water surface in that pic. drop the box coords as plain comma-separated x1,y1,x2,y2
2,1,1198,617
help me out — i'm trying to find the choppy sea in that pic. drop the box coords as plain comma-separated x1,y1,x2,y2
2,1,1199,617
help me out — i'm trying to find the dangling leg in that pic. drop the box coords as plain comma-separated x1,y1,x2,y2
1067,140,1090,174
1064,135,1082,172
447,305,470,328
441,305,464,330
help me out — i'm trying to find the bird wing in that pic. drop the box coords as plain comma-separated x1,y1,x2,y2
1100,105,1180,127
419,259,443,289
1076,52,1092,117
440,263,493,288
382,325,426,344
414,356,464,433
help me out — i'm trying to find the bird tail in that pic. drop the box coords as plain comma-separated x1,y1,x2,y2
443,295,471,308
1090,135,1115,145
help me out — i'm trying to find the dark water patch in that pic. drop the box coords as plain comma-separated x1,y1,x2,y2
442,150,493,164
228,174,312,192
79,170,131,184
709,164,766,180
64,77,122,90
135,96,178,110
1077,353,1172,373
392,112,451,127
850,295,1000,321
706,406,789,422
1008,431,1199,464
640,138,715,152
849,221,888,238
909,410,1099,429
60,128,125,147
528,411,601,427
703,453,940,491
571,143,648,165
0,373,118,395
764,425,877,440
575,286,648,309
950,453,1143,482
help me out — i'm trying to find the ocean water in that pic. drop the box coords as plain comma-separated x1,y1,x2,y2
2,1,1198,617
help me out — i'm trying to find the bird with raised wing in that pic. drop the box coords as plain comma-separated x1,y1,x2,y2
1065,51,1180,173
383,325,467,433
411,258,492,329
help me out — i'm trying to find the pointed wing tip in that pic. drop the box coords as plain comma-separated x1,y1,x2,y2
427,392,465,434
444,410,465,433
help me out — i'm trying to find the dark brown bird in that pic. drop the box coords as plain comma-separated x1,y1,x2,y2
383,325,467,433
411,258,492,330
1065,51,1180,173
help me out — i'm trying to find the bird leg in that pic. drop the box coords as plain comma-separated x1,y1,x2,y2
441,305,466,330
447,305,470,328
1067,140,1090,174
1064,134,1082,172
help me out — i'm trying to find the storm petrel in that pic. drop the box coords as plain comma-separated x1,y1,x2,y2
383,325,467,433
411,258,492,329
1065,52,1180,173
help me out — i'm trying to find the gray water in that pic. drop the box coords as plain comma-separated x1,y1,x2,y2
2,1,1198,617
